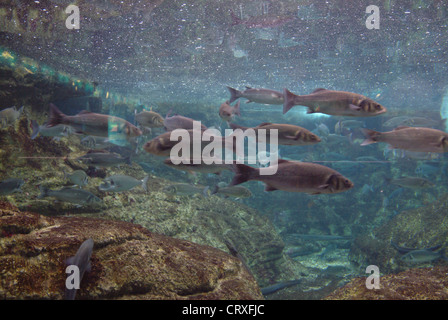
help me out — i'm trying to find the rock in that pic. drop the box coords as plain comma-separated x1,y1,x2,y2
325,266,448,300
0,202,263,300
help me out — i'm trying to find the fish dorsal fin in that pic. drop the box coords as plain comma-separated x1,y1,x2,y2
394,126,411,130
245,86,252,90
312,88,327,93
77,110,94,115
257,122,273,127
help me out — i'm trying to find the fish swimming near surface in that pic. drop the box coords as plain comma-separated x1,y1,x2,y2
219,100,240,122
64,238,94,300
0,178,25,196
63,170,89,188
38,185,102,206
30,120,72,140
77,150,132,168
386,176,435,189
211,182,252,199
0,106,24,127
260,279,302,296
361,127,448,153
230,159,354,194
134,110,164,128
229,122,321,146
163,183,209,197
163,112,208,131
226,86,284,105
283,88,387,116
46,103,142,140
99,175,149,192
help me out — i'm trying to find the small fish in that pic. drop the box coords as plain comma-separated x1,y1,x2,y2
260,280,302,296
47,103,142,140
226,86,284,105
38,186,102,206
163,112,207,131
0,178,25,196
64,239,94,300
99,175,149,192
77,150,132,168
0,106,24,127
399,117,446,128
163,157,233,175
390,241,442,254
361,127,448,153
134,110,164,128
230,159,354,194
211,182,252,199
400,249,447,264
283,88,387,116
289,234,353,241
64,170,89,188
80,136,114,150
387,176,435,189
30,120,72,140
219,100,240,122
315,123,330,137
383,116,412,129
415,163,439,177
163,183,209,197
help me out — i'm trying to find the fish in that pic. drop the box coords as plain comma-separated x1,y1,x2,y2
211,182,252,199
46,103,142,140
64,238,94,300
399,117,446,128
98,175,149,192
289,234,353,241
134,110,164,128
382,116,412,129
400,249,447,264
80,136,114,150
163,157,233,175
361,127,448,153
64,170,89,188
219,100,240,122
226,86,284,105
230,159,354,194
38,186,102,206
76,150,132,168
223,239,252,276
260,280,302,296
390,241,442,254
0,178,25,196
314,123,330,137
30,120,72,140
229,122,321,146
163,113,208,131
0,106,24,127
386,176,435,189
162,183,209,197
415,163,439,177
283,88,387,116
230,10,294,29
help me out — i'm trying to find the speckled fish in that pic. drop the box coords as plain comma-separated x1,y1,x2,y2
219,100,240,122
229,122,321,146
163,113,207,131
38,185,102,206
134,110,164,128
361,127,448,153
227,86,284,105
400,249,447,264
47,103,142,139
64,170,89,188
211,182,252,198
387,176,434,189
283,88,387,116
163,157,233,175
31,120,72,140
230,159,354,194
77,150,132,168
0,106,23,127
99,175,149,192
65,238,94,300
0,178,25,196
162,183,209,197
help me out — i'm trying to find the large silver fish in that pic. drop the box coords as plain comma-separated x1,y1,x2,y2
99,175,149,192
77,150,132,168
38,186,102,206
227,86,284,105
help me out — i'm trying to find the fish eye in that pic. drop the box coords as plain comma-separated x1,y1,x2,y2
375,104,382,110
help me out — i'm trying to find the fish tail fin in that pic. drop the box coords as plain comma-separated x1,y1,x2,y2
47,103,65,127
234,101,241,116
37,185,49,199
360,129,381,146
229,10,242,26
142,175,149,192
283,88,296,114
227,86,241,104
30,120,40,139
230,163,257,186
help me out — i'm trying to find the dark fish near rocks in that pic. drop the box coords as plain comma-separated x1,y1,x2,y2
387,176,435,189
390,241,442,254
134,110,164,128
260,280,302,296
230,159,354,194
77,150,132,168
361,127,448,153
80,135,114,150
163,113,207,131
47,103,142,139
65,239,94,300
227,86,283,105
163,157,234,175
64,170,89,188
283,88,387,116
0,106,23,127
38,186,102,206
99,175,149,192
163,183,209,197
219,100,240,122
211,182,252,199
229,122,321,146
0,178,25,196
400,249,447,264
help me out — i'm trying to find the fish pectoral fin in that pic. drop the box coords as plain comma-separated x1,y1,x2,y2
317,184,329,189
349,104,361,111
264,184,278,192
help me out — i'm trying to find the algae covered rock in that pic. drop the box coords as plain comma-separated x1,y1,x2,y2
325,266,448,300
0,202,263,300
